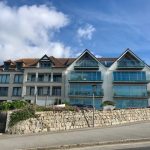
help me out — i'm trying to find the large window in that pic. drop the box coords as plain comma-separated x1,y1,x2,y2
14,74,23,83
40,61,51,68
118,54,144,68
76,53,98,67
115,99,148,109
70,71,101,81
0,87,8,96
26,86,35,96
69,84,103,96
70,98,102,109
12,87,22,96
113,71,146,81
113,85,147,97
37,87,50,96
52,86,61,96
0,74,10,83
53,74,62,82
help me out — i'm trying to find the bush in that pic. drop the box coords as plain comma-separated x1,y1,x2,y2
102,101,115,107
36,105,79,112
9,106,36,127
0,100,28,111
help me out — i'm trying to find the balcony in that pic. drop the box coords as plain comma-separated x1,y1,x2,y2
69,71,102,83
117,60,144,69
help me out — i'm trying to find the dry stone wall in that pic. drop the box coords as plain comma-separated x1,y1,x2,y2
8,108,150,134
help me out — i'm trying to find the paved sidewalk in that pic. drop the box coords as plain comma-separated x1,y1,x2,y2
1,121,150,150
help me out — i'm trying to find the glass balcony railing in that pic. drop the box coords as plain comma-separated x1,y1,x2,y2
69,71,102,82
74,61,99,69
113,92,148,98
69,90,104,97
117,60,144,68
113,72,150,83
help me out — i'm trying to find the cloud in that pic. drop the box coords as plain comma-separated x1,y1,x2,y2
0,2,72,61
77,24,96,40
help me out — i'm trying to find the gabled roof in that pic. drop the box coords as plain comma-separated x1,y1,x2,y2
73,49,106,68
1,49,147,70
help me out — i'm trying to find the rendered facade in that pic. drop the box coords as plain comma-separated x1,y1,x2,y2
0,49,150,109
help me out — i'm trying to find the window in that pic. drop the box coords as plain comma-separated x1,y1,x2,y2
38,74,44,82
26,86,35,96
0,87,8,96
53,74,62,82
40,61,51,68
76,53,98,67
52,87,61,96
13,87,22,96
70,98,102,109
14,74,23,83
27,73,36,82
4,62,10,70
0,74,10,83
37,87,50,96
16,62,23,70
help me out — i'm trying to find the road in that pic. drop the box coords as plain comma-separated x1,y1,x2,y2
1,121,150,150
70,141,150,150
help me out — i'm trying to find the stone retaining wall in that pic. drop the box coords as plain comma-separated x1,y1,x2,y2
7,108,150,134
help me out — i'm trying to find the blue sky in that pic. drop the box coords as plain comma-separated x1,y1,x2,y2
1,0,150,64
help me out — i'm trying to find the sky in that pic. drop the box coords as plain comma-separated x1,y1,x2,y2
0,0,150,64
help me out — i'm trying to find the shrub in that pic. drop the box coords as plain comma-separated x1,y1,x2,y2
0,100,28,111
102,101,115,107
9,106,36,127
36,105,79,112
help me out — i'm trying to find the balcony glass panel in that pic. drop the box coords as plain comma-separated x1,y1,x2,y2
70,71,101,81
113,71,146,81
118,60,144,68
69,84,103,96
113,85,147,97
115,99,148,109
70,98,102,109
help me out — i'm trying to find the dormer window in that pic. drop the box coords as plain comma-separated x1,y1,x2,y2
40,61,51,68
4,62,10,70
16,62,23,70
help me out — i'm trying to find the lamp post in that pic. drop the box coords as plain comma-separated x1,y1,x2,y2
92,85,97,127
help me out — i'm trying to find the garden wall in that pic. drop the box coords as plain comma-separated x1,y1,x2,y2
7,108,150,134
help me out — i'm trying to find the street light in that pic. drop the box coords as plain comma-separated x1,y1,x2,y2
92,85,97,127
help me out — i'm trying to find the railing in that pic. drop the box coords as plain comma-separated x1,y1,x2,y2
69,72,102,82
117,61,144,68
69,91,104,97
113,93,148,98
